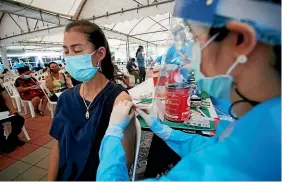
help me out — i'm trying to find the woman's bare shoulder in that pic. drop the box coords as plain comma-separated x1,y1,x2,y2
114,91,131,105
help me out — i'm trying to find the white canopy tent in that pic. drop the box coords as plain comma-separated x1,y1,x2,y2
0,0,176,67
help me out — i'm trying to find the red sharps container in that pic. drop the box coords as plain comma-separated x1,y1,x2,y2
165,83,190,123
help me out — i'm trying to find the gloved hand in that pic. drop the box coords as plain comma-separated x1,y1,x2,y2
136,108,172,140
106,100,134,139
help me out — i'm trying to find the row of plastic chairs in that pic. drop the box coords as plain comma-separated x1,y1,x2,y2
1,75,57,142
1,81,31,141
2,80,56,118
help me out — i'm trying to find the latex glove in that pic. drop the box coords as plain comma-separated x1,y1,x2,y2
106,100,134,139
136,108,172,140
136,108,214,157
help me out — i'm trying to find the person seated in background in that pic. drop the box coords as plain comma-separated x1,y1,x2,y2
34,63,43,72
112,56,131,89
0,86,25,153
15,66,48,116
126,58,139,84
45,62,72,102
65,71,82,86
0,69,8,79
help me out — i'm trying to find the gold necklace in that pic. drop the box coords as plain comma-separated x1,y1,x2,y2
82,80,109,119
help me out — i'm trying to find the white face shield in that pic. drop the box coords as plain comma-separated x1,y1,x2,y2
151,0,281,122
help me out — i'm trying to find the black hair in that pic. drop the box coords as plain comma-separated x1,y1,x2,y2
136,46,144,57
59,64,62,67
17,66,29,75
2,69,8,74
48,61,58,68
65,20,114,80
130,58,135,62
44,63,48,67
209,27,281,77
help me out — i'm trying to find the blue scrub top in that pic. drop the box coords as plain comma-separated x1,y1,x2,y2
14,63,25,69
165,44,191,64
156,56,162,64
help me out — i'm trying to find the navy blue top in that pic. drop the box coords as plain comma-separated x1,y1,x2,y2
49,81,127,180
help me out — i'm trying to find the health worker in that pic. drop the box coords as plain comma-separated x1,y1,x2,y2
97,0,281,180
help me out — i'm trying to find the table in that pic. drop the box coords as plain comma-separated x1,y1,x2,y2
128,78,154,104
129,78,219,136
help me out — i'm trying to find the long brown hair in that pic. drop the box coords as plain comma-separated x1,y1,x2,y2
65,20,114,80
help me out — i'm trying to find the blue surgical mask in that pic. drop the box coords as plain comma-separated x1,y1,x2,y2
192,34,242,101
65,51,99,82
23,75,31,79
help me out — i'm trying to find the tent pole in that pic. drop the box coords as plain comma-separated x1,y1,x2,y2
146,42,149,67
0,46,11,70
126,36,130,62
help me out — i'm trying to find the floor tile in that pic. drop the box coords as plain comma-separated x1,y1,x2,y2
23,114,32,119
40,174,48,181
24,121,48,131
29,134,53,146
34,116,52,122
0,161,31,180
35,155,50,170
37,124,52,133
6,143,40,160
0,156,16,171
20,147,50,165
14,166,47,181
19,129,45,142
43,139,56,149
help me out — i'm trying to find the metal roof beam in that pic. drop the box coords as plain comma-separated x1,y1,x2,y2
131,30,168,36
7,13,23,32
148,16,168,31
0,0,168,46
85,0,174,21
0,0,72,25
73,0,88,20
0,13,5,25
9,41,62,47
132,0,143,6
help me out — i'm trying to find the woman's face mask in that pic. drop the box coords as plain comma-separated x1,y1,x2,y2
23,75,31,79
50,65,60,73
65,50,99,82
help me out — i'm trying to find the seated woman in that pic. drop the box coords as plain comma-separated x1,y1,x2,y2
126,58,139,84
14,66,48,115
48,20,136,181
112,59,131,89
45,62,72,101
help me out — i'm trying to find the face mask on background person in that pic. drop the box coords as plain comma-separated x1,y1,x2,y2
23,75,31,79
65,50,99,82
51,67,60,73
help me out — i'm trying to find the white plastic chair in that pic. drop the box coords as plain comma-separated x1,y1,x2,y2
2,81,22,113
40,83,57,118
2,122,30,140
132,117,142,181
10,83,36,118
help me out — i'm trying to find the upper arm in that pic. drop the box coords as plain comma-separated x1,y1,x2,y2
114,91,136,168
